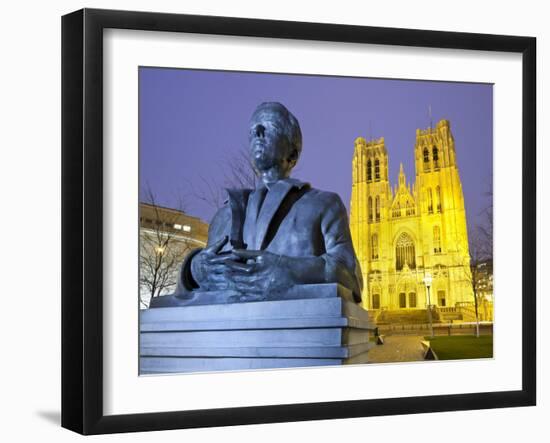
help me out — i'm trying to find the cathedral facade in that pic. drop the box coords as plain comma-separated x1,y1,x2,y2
350,119,473,312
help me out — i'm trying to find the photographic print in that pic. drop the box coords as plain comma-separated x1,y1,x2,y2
138,67,494,375
61,10,536,433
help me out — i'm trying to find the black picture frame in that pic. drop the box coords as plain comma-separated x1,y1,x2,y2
61,8,536,435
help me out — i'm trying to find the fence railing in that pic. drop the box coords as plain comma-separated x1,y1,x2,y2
377,322,493,336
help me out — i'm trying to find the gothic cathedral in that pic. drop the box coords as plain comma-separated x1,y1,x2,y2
350,119,473,312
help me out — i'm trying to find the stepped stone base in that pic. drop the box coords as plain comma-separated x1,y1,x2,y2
140,284,372,374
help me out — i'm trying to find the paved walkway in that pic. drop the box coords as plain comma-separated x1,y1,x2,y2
368,335,425,363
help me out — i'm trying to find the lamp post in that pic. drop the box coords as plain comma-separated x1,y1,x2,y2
423,272,434,338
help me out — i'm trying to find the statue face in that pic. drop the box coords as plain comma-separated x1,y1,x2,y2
248,109,297,179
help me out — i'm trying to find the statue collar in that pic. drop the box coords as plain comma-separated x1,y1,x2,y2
224,178,311,250
223,177,310,204
255,177,310,192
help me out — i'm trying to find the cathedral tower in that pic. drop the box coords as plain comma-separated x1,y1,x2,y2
414,120,472,307
350,136,391,310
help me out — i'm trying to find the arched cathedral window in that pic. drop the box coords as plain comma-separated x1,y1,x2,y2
375,196,380,221
433,146,440,169
371,233,379,260
435,186,442,212
427,188,433,214
374,158,380,181
368,197,373,222
433,225,442,253
367,159,372,182
423,147,430,172
396,232,416,270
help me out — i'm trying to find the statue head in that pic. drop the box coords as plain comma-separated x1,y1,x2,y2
248,102,302,183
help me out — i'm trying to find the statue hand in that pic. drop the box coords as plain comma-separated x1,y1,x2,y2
191,236,239,291
224,249,291,295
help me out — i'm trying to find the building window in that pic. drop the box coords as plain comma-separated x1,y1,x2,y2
423,147,430,172
367,159,372,182
374,158,380,181
427,188,433,214
409,292,417,308
433,225,442,253
174,223,192,232
371,233,379,260
406,201,415,216
399,292,407,308
392,203,401,218
372,293,380,309
438,290,446,307
375,196,380,221
433,146,440,169
396,232,416,270
368,197,373,222
435,186,442,212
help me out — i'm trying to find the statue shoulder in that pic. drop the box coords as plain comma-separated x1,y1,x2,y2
206,187,253,246
211,202,232,221
307,188,347,212
206,204,232,243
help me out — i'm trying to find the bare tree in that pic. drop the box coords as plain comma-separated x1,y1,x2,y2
139,186,193,309
464,228,493,337
222,147,257,189
184,175,226,210
185,147,257,210
477,179,493,260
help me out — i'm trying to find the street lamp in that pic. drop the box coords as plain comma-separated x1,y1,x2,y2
423,272,434,338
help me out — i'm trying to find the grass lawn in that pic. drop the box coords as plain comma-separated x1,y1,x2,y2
424,335,493,360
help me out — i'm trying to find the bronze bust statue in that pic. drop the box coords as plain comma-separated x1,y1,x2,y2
151,102,363,307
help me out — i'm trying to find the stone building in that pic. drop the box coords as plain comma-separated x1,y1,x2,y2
139,203,208,307
349,120,474,316
475,259,494,321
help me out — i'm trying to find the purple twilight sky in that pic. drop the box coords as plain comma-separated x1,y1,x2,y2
139,67,493,233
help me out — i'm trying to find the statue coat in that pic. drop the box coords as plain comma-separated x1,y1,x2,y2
154,178,363,306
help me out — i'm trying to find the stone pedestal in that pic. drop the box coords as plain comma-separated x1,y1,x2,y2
140,284,372,374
